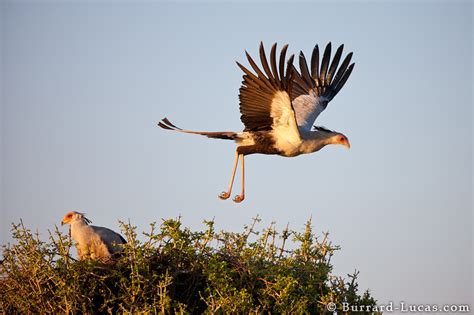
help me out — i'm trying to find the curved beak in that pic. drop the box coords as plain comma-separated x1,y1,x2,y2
344,140,351,149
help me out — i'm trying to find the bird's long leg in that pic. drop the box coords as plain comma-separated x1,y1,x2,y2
219,151,239,200
233,154,245,203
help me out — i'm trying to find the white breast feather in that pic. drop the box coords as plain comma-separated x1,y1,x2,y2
71,223,115,260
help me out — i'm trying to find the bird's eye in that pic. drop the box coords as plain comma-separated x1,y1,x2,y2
340,137,345,142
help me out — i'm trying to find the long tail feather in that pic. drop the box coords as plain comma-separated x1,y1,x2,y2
158,118,237,140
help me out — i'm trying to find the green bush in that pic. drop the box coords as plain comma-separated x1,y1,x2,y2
0,216,378,314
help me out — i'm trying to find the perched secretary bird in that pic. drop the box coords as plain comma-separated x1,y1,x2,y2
61,211,126,261
159,42,354,203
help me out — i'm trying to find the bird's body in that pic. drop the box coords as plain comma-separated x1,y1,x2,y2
210,128,338,157
61,211,126,261
236,127,344,157
159,42,354,202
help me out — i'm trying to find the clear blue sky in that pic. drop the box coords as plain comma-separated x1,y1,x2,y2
1,0,472,308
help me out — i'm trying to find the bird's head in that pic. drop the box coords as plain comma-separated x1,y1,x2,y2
331,133,350,149
61,211,92,225
312,126,350,149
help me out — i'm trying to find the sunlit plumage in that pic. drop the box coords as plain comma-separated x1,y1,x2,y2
61,211,126,261
159,42,354,203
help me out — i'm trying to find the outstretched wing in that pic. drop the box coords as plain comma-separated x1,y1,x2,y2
237,43,299,142
291,43,355,131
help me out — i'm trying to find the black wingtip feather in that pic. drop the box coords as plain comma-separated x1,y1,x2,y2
270,43,280,87
245,49,275,91
319,42,332,82
279,44,289,86
259,42,275,83
331,52,353,89
327,44,344,84
311,44,320,80
332,63,355,97
287,54,295,77
299,51,313,88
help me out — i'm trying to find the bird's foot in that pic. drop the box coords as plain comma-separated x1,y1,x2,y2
218,191,231,200
233,195,245,203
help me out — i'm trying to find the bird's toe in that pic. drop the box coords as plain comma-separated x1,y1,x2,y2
233,195,244,203
218,192,230,200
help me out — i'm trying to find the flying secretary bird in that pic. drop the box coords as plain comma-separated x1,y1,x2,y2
159,42,354,203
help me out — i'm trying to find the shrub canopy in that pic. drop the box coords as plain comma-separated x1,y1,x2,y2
0,216,377,314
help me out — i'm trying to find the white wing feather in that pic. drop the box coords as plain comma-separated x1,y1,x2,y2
292,91,328,131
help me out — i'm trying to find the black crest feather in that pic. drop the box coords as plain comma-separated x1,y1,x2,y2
313,125,334,133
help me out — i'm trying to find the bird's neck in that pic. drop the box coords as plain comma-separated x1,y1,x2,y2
68,220,91,244
70,220,88,230
299,130,335,153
